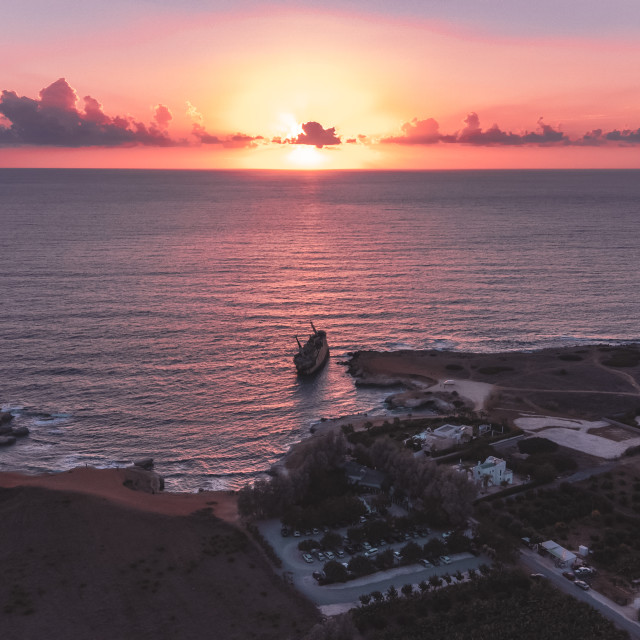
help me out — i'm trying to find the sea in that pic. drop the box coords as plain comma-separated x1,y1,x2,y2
1,169,639,491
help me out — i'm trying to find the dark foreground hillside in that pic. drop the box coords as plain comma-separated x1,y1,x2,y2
0,484,318,640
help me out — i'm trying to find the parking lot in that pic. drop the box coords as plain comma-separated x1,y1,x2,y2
257,518,487,608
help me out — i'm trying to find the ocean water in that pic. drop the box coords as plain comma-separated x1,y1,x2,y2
1,169,639,491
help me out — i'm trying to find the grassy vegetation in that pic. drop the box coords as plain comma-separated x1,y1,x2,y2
602,347,640,368
351,568,628,640
477,365,514,375
476,466,640,601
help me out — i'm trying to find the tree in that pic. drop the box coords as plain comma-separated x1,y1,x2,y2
320,531,343,550
323,560,349,583
423,538,447,560
298,539,320,551
359,593,371,606
418,580,429,593
371,590,384,603
375,548,395,570
401,583,414,598
348,555,375,577
429,575,442,588
401,541,423,564
442,572,452,584
347,526,366,544
533,463,558,484
386,584,398,600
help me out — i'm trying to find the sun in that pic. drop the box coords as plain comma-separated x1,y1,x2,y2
286,145,328,169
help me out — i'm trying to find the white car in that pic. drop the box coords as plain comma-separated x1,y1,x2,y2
420,559,432,567
440,555,452,564
324,551,335,560
365,547,378,557
302,553,314,563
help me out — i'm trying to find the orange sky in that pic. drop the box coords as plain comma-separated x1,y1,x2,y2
1,3,640,169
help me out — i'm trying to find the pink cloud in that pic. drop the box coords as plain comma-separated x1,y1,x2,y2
153,104,172,131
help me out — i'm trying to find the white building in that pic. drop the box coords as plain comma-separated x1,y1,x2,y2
412,423,473,452
472,456,513,486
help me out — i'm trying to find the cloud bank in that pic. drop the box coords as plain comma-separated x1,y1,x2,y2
382,112,640,147
0,79,259,150
0,78,176,147
383,113,569,146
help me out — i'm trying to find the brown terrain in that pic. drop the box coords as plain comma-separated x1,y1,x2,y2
0,468,318,640
348,343,640,422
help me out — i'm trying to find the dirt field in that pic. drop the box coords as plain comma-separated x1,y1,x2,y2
348,343,640,422
0,469,318,640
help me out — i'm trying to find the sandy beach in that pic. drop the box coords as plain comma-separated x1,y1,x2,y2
0,466,239,523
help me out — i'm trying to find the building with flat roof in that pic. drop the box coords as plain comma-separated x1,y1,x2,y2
472,456,513,487
343,461,386,491
540,540,577,568
411,423,473,452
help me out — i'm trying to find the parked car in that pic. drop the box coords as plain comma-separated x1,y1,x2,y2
575,580,590,590
336,549,345,558
345,545,355,555
365,548,378,557
324,551,335,560
562,571,575,581
442,531,452,540
439,555,452,565
393,550,402,560
305,529,312,536
362,541,372,550
302,553,314,563
316,551,326,561
281,527,290,537
530,573,546,579
379,538,388,547
293,530,301,537
420,559,432,567
312,570,325,581
312,528,320,535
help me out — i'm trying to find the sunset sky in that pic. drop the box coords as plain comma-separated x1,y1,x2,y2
2,0,640,169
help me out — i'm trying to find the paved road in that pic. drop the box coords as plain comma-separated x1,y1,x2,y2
258,519,487,607
519,548,640,639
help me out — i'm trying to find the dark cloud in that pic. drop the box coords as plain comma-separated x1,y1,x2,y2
382,113,570,146
0,78,175,147
191,124,261,148
292,121,341,148
605,128,640,143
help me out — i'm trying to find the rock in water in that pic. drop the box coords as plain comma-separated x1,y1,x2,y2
11,426,30,437
123,467,164,493
0,411,13,425
133,457,154,470
0,436,16,447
